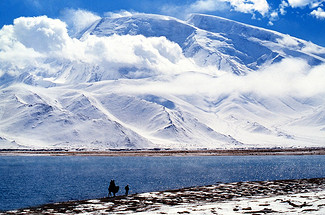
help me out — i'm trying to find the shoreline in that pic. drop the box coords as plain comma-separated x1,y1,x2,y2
4,177,325,214
1,147,325,156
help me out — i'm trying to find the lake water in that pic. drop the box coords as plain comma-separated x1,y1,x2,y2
1,155,325,211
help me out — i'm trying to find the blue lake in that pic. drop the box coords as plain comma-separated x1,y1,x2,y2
1,155,325,211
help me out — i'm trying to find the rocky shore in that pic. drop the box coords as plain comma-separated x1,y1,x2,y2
3,178,325,214
1,147,325,157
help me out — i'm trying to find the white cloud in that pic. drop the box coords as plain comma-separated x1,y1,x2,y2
117,58,325,98
267,0,325,23
270,11,279,19
267,11,279,25
79,34,198,75
266,0,325,23
161,0,269,18
286,0,325,8
311,7,325,19
61,9,101,37
287,0,313,7
0,16,213,80
13,16,70,53
0,24,42,67
227,0,270,16
279,0,289,15
162,0,325,23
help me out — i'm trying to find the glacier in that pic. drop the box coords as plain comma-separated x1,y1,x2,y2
0,12,324,149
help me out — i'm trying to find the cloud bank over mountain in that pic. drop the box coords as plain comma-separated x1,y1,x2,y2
1,14,324,97
0,12,324,149
0,15,209,80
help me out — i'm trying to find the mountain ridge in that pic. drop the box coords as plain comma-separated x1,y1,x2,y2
0,13,324,149
80,13,325,74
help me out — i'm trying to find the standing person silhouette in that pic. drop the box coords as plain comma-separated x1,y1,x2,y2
125,184,129,196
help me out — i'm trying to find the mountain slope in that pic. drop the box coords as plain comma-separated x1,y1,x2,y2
0,83,243,149
188,14,324,68
0,13,324,149
81,13,325,75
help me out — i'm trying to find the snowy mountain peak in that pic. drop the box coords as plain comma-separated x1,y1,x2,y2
80,13,324,75
0,12,325,149
80,13,196,47
187,14,282,42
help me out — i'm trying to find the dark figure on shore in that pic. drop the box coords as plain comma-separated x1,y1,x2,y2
125,184,129,196
108,180,119,197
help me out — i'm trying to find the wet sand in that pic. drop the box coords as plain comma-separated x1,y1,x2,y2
3,178,325,214
1,147,325,157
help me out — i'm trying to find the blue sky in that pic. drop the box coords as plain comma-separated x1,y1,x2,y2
1,0,325,46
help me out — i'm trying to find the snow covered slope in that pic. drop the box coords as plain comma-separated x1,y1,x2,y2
82,13,325,75
0,13,324,149
188,14,325,69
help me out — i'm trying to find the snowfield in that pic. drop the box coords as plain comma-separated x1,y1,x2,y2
0,12,325,149
138,190,325,215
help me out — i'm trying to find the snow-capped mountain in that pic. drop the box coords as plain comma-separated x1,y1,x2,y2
82,13,325,74
0,12,324,149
